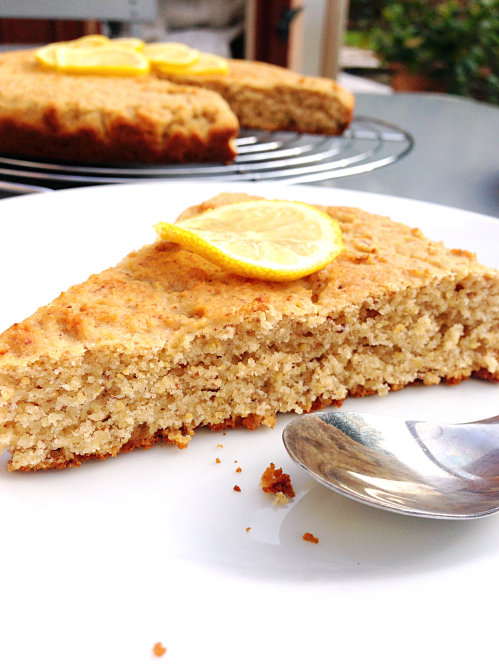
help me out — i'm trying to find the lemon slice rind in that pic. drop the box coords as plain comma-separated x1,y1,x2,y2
154,200,345,282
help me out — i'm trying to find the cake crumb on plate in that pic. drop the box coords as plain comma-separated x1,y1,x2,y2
234,485,241,492
273,491,289,505
153,642,167,657
261,463,295,498
303,532,319,544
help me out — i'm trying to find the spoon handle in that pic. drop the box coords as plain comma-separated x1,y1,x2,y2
471,415,499,425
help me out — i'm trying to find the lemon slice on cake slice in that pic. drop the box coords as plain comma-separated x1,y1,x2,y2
142,42,199,72
154,200,344,281
55,45,150,76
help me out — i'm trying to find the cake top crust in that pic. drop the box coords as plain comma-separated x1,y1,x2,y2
159,57,354,105
0,192,489,362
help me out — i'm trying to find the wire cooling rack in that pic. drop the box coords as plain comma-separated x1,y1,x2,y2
0,116,413,191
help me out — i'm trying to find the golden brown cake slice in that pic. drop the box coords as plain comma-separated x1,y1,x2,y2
0,50,238,164
1,193,499,472
155,59,355,135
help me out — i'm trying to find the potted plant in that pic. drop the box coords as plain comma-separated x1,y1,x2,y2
371,0,499,104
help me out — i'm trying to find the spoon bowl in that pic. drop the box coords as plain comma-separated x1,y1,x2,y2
283,411,499,519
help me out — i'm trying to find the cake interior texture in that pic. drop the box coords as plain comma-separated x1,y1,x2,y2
156,59,355,135
1,192,499,471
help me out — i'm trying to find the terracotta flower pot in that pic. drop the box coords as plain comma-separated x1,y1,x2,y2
389,63,446,92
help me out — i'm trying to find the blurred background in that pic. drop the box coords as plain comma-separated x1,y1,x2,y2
1,0,495,102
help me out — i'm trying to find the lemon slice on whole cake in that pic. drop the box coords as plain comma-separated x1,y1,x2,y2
35,41,68,68
185,53,229,75
55,45,150,76
110,37,145,50
36,36,112,68
69,34,111,48
156,52,229,76
154,200,345,281
142,42,199,72
35,35,117,69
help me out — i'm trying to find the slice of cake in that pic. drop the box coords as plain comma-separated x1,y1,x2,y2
1,193,499,471
155,58,355,136
0,50,238,164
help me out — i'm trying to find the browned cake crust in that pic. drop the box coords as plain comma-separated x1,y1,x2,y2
1,193,499,471
156,59,355,135
0,50,238,164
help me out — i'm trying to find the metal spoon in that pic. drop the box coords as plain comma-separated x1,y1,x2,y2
283,411,499,519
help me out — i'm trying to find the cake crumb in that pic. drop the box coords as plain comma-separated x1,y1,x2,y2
246,527,251,532
236,467,242,473
223,432,226,436
234,485,241,492
152,642,167,657
272,491,289,505
303,532,319,544
215,458,221,464
217,444,223,448
261,463,295,498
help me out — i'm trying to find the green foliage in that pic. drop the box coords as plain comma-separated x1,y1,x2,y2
344,30,375,49
371,0,499,103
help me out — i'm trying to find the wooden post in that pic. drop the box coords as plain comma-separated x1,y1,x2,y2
321,0,349,79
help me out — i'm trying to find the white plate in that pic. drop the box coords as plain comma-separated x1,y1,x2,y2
1,182,499,666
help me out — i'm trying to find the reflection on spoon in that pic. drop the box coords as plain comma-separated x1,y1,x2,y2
283,412,499,520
